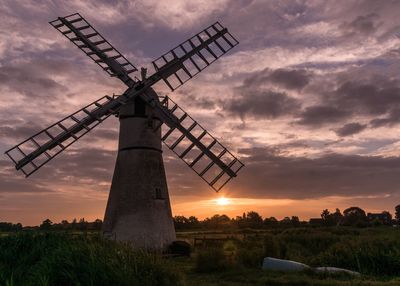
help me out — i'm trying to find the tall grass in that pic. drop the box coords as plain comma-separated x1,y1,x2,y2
192,228,400,277
0,232,184,286
1,227,399,285
313,236,400,276
195,247,228,272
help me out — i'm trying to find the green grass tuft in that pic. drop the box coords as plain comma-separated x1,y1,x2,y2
0,233,184,286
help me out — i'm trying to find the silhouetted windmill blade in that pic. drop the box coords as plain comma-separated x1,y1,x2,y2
5,12,244,248
150,21,239,91
49,14,237,96
149,94,244,191
5,94,129,177
49,13,137,87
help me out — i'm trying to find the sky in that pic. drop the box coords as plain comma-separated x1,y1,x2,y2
1,0,400,225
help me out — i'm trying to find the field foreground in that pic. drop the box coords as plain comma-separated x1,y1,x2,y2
0,227,399,285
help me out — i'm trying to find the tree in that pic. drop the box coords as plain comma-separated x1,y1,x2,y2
15,223,22,231
60,220,69,230
291,216,300,227
40,218,53,230
246,211,263,228
71,218,77,229
0,222,23,232
173,216,199,230
204,214,231,229
395,205,400,225
381,211,393,225
264,217,278,227
93,219,103,230
332,208,343,225
77,218,88,231
173,216,189,229
235,211,263,229
343,207,367,226
187,216,199,226
321,209,330,221
321,208,343,226
280,217,291,226
321,209,334,226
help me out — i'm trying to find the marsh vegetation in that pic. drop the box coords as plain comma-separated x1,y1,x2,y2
1,227,399,285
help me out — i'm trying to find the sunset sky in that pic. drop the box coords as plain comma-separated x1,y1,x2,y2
1,0,400,226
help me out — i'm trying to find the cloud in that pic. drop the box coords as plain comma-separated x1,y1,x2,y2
0,158,54,194
370,109,400,128
0,123,44,140
335,122,367,137
0,178,53,194
225,89,301,119
92,128,119,141
296,105,350,127
231,147,400,199
340,13,382,36
291,68,400,131
133,0,231,30
41,147,116,184
55,0,231,30
267,69,311,90
333,80,400,116
222,68,308,120
0,64,68,99
243,68,311,90
3,0,400,224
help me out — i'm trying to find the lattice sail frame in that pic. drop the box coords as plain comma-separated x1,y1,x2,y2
5,13,244,192
158,96,244,191
5,95,127,176
151,21,239,91
49,13,137,87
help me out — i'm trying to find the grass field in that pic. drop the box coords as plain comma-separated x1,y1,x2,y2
0,227,399,285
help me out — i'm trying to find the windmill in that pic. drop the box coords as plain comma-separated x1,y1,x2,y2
5,13,244,249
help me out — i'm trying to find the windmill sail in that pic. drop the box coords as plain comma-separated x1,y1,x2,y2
145,93,244,191
151,22,239,91
6,13,243,192
49,13,137,87
5,94,129,176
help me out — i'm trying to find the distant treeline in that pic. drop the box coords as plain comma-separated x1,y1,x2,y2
0,218,102,232
1,205,399,232
173,205,400,230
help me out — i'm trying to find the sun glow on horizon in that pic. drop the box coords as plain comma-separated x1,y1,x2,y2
215,196,231,206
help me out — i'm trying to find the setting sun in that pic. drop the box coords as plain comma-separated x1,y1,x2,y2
216,197,231,206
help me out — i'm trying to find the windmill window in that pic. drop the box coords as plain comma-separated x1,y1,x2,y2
155,188,163,200
134,97,146,115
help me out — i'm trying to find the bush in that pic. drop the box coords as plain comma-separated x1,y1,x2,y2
313,237,400,276
169,240,191,256
232,234,279,268
236,247,263,268
195,246,229,272
263,234,280,258
279,229,340,257
0,233,184,286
